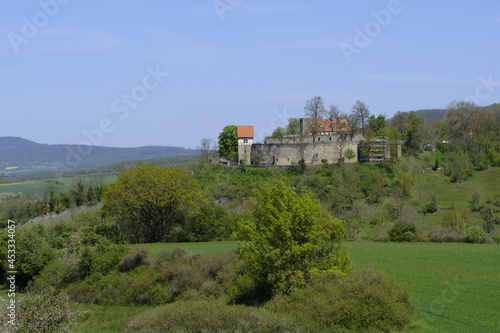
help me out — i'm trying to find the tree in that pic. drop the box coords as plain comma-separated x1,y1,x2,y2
236,182,350,303
345,148,356,162
102,165,207,243
285,118,300,142
217,125,238,160
271,127,286,143
198,138,214,160
351,100,370,137
304,96,327,141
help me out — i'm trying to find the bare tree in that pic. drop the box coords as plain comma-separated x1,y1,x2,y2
351,100,370,137
304,96,326,141
198,138,214,160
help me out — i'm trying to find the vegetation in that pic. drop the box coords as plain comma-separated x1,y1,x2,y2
102,165,207,243
235,182,350,303
217,125,238,160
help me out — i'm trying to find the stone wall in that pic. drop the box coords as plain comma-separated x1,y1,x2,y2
250,132,362,166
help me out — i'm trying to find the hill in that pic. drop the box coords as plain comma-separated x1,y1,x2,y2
388,103,499,124
0,137,200,172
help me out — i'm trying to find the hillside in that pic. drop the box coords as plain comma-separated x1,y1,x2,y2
0,137,200,172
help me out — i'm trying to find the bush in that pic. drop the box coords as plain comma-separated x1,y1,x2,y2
464,225,487,244
119,247,149,272
388,222,417,242
15,290,85,333
429,227,465,243
126,300,327,333
266,267,417,332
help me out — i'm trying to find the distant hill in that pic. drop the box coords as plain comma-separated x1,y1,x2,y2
388,103,499,124
0,137,200,171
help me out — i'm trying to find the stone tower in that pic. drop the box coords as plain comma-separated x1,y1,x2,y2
237,125,254,165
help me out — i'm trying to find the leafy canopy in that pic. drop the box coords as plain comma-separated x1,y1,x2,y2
237,181,350,301
102,165,207,243
218,125,238,160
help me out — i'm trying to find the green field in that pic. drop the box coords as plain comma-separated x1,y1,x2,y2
0,175,117,196
127,241,499,333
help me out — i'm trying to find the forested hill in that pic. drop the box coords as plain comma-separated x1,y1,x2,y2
389,103,499,123
0,137,200,170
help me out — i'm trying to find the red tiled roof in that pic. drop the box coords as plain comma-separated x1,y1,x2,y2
310,118,349,132
238,125,254,138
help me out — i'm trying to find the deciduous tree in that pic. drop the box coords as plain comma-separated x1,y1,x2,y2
102,165,207,243
217,125,238,160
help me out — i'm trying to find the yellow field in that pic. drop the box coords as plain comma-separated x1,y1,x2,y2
4,166,18,170
0,183,21,186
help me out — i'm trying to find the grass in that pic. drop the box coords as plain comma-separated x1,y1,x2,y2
73,304,152,333
347,242,500,333
123,241,499,333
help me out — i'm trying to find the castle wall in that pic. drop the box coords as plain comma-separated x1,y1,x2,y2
251,133,362,166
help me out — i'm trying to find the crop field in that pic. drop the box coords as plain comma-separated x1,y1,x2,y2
132,241,499,333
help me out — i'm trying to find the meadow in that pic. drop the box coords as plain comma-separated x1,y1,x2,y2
110,241,499,333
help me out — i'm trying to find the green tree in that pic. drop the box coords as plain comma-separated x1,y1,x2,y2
217,125,238,160
345,148,356,162
271,127,286,142
285,118,300,142
236,182,350,303
102,165,207,243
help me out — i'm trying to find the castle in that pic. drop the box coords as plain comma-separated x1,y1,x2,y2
235,118,401,167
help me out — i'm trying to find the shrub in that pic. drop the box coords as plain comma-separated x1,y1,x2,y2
119,247,149,272
429,227,465,243
126,300,327,333
16,290,85,333
464,225,487,244
266,267,417,332
388,222,417,242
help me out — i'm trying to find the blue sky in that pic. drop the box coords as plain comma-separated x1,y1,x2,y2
1,0,499,149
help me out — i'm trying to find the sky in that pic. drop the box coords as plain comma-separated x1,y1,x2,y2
1,0,499,149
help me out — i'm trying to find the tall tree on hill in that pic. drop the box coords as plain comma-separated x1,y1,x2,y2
304,96,326,142
351,100,370,137
217,125,238,160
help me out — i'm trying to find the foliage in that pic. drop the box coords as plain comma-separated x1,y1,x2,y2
266,267,416,331
344,147,355,162
217,125,238,160
102,165,207,243
118,247,150,272
126,300,327,333
388,222,417,242
0,225,56,290
16,290,85,333
271,127,285,142
235,182,350,303
464,225,487,244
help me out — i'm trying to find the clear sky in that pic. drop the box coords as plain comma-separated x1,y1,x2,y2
1,0,499,149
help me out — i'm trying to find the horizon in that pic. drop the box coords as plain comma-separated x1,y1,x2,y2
2,1,500,149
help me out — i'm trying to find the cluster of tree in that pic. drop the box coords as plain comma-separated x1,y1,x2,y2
0,177,104,226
